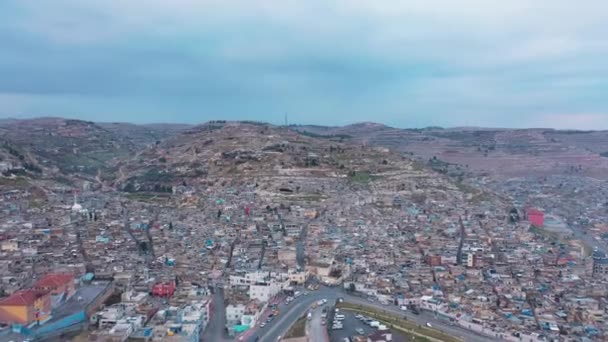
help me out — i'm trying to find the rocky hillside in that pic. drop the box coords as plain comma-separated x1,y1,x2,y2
293,124,608,180
0,118,187,180
115,121,490,206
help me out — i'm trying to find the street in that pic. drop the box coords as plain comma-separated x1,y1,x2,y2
308,305,329,342
201,287,231,342
197,286,506,342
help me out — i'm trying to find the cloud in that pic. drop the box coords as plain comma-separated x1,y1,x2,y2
0,0,607,128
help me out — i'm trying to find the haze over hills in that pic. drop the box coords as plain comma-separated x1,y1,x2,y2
2,117,608,188
292,123,608,180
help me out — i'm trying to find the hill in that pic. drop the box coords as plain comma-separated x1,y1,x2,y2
114,121,489,206
293,124,608,180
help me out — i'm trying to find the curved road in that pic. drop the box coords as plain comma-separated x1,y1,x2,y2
235,286,503,342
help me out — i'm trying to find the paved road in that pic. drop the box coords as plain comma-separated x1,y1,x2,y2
243,286,503,342
308,305,329,342
201,287,231,342
568,221,607,254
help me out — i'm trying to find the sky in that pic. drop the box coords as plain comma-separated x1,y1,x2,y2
1,1,607,129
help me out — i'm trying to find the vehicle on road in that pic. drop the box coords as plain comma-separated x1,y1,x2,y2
260,322,266,328
307,312,312,320
356,328,365,335
369,320,380,327
426,322,433,328
399,305,408,311
335,314,345,320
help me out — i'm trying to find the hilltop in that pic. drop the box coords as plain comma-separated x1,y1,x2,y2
112,121,490,206
293,123,608,180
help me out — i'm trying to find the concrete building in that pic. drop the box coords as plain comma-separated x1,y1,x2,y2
0,289,51,325
249,281,282,302
592,251,608,278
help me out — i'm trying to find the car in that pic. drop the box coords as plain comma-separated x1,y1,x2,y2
332,325,343,330
321,320,326,325
400,305,408,311
356,328,365,335
355,314,363,320
260,322,266,328
304,291,309,296
426,322,433,328
321,298,328,304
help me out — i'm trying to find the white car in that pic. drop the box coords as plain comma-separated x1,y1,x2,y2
426,322,433,328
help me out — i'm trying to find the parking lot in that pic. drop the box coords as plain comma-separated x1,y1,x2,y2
328,310,409,342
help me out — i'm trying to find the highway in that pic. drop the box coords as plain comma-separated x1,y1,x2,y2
233,286,504,342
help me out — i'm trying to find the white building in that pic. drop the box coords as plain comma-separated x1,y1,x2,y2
249,282,282,302
226,304,246,325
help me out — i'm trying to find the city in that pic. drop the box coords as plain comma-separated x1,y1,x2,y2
0,119,607,341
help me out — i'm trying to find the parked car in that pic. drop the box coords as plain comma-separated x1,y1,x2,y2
356,328,365,335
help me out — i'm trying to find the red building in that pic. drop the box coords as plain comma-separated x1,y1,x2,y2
33,273,75,296
152,282,176,297
32,273,75,309
527,209,545,227
425,255,442,267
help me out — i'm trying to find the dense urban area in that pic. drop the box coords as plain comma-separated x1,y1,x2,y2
1,118,608,342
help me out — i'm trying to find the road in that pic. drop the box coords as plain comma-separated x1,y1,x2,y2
308,305,329,342
568,221,608,254
201,287,231,342
240,286,502,342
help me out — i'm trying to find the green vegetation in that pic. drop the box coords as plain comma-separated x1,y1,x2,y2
0,176,30,188
284,315,307,338
529,225,560,242
336,302,461,342
349,171,382,183
140,168,174,182
125,192,172,203
297,130,352,140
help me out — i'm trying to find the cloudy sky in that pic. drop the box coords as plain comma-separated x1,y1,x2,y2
1,1,607,129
